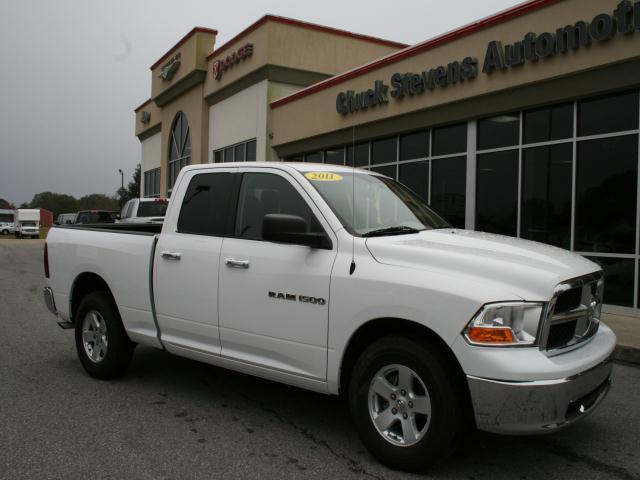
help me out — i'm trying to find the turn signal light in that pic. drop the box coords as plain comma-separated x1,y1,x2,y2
466,326,515,344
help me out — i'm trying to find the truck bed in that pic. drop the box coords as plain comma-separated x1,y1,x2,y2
46,225,161,347
56,223,162,235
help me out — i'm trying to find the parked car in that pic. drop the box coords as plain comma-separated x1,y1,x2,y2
43,163,615,472
55,213,77,225
0,222,15,235
74,210,119,225
119,198,168,224
15,209,40,238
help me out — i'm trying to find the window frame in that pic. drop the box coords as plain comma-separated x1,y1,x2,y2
173,170,241,238
231,168,334,248
213,138,257,163
167,112,191,191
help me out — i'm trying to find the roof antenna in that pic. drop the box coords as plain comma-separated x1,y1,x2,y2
349,126,356,275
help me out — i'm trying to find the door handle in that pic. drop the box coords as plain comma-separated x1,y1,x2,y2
225,258,250,269
160,251,182,260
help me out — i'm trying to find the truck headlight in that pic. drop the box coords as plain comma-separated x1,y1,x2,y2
463,302,544,346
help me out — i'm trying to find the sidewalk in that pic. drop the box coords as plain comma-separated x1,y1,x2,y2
603,313,640,365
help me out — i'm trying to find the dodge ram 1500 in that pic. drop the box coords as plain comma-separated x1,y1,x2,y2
43,162,615,471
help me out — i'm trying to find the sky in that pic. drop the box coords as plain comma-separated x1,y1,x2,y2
0,0,523,205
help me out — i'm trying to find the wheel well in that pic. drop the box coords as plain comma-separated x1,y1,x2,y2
70,272,113,323
339,318,469,399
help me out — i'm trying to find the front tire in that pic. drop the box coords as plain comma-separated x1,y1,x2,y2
74,291,134,379
349,335,466,472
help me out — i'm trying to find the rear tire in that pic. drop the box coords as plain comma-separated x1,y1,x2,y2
348,335,467,472
74,291,134,379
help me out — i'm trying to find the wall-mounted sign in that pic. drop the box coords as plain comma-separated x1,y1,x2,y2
158,53,181,81
212,43,254,81
336,1,640,115
140,111,151,124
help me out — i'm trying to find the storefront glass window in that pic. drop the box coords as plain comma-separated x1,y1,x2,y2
370,164,396,179
524,104,573,144
305,151,323,163
586,257,635,307
477,113,519,150
399,131,428,161
578,91,639,137
432,124,467,156
575,135,637,254
235,144,245,162
476,150,519,236
521,144,572,248
246,140,257,161
346,142,369,167
431,156,466,229
371,137,397,165
224,146,234,162
325,147,345,165
399,161,429,203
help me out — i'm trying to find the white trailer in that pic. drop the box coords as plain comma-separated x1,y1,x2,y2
14,209,40,238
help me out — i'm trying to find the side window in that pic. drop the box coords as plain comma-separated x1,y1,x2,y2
121,201,132,219
235,172,323,240
177,172,236,236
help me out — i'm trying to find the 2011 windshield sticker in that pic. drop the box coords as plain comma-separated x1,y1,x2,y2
305,172,343,182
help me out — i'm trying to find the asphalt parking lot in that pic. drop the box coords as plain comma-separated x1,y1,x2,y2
1,239,639,480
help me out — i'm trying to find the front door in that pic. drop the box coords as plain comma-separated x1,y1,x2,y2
154,168,238,355
218,169,337,380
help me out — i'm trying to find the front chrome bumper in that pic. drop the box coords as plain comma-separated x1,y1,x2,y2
468,355,613,434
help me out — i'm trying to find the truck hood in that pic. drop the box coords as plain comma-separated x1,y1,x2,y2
365,229,600,301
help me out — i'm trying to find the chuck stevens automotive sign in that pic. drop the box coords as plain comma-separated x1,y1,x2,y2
336,1,640,116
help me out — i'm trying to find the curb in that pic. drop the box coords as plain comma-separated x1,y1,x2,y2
614,344,640,366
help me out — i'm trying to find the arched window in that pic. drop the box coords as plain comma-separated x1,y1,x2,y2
168,112,191,190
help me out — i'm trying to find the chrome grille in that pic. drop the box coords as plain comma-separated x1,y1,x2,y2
540,272,604,355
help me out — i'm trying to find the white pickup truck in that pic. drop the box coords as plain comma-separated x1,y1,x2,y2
43,162,615,472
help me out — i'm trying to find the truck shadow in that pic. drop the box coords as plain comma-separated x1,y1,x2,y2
118,346,635,480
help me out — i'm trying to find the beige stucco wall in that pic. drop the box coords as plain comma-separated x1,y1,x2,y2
209,80,269,162
271,0,640,147
151,31,216,100
203,20,404,99
208,80,306,163
135,100,161,138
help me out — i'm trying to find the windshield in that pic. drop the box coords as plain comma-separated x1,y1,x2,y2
304,171,449,236
137,201,168,218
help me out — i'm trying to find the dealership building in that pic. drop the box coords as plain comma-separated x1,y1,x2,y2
134,0,640,315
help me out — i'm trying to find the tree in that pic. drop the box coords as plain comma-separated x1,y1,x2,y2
29,192,77,218
0,198,15,209
117,164,141,206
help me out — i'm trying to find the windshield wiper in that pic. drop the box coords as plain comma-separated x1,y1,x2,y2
362,226,422,237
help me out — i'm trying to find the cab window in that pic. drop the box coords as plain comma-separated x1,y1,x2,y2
177,172,236,236
235,172,323,241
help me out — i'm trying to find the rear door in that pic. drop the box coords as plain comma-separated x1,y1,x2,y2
154,167,239,354
218,168,337,380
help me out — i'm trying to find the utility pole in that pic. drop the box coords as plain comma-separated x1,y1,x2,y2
118,169,124,190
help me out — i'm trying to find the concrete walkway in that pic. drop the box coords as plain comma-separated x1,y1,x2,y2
604,313,640,364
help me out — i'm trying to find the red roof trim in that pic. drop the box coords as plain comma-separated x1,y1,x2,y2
134,98,153,113
150,27,218,70
271,0,563,109
206,14,408,61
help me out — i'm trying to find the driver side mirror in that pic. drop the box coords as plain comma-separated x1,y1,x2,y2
262,214,332,249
